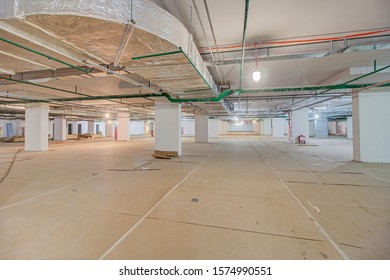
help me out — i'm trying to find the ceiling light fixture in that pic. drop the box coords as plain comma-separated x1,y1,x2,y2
252,71,261,82
252,43,261,82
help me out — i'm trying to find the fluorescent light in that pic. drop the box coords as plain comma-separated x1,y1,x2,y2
315,114,319,119
252,71,261,82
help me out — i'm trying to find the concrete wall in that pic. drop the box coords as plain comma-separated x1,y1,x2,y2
209,119,218,138
218,120,228,135
130,121,146,135
261,119,272,135
0,120,26,137
272,118,284,138
347,116,353,139
182,119,195,136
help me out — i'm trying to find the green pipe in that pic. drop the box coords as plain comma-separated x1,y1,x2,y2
239,82,390,94
0,37,91,74
47,89,235,103
0,89,236,104
131,50,182,60
340,64,390,86
239,0,250,90
0,76,91,97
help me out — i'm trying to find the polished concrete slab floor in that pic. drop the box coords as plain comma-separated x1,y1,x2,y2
0,136,389,259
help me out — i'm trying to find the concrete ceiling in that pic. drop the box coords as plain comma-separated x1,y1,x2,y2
1,0,390,121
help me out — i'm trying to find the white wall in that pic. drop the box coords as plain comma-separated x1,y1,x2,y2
182,119,195,135
347,116,353,139
228,123,255,132
261,119,272,135
218,120,228,135
283,119,288,135
209,119,218,138
0,119,26,137
48,120,54,138
77,121,89,134
272,118,284,138
130,121,145,135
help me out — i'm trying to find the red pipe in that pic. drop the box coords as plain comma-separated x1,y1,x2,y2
199,29,390,53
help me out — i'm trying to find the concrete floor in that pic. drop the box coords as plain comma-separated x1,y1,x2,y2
0,136,389,260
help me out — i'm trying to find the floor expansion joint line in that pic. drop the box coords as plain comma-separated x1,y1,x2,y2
0,149,22,185
146,217,328,243
284,180,388,188
0,158,149,211
98,153,213,260
249,140,350,260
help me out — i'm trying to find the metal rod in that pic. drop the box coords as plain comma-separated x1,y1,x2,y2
239,0,250,89
200,0,225,84
131,50,182,60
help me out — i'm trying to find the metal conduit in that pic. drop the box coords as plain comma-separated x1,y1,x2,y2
1,79,390,105
282,64,390,110
1,64,389,105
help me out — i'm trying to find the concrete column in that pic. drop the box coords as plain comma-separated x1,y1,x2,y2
261,119,272,135
105,121,114,137
208,119,218,138
315,117,328,138
155,102,181,157
54,117,67,141
347,116,353,139
117,112,130,141
272,118,284,138
291,107,309,143
195,113,208,143
87,121,94,134
25,103,49,151
352,89,390,162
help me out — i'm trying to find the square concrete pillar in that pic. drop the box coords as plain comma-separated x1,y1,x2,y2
117,112,130,141
54,117,67,141
105,121,114,137
291,108,309,143
25,103,49,151
195,113,208,143
315,117,328,139
352,89,390,162
155,102,181,157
